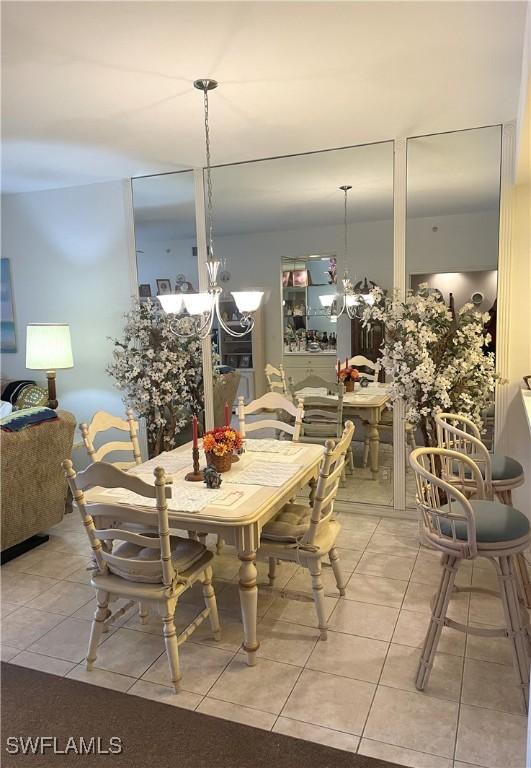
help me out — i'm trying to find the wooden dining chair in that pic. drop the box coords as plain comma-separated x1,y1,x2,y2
80,409,142,470
289,374,339,398
259,421,355,639
62,460,220,692
340,355,381,382
238,392,304,441
409,446,530,713
435,412,529,603
264,363,289,395
299,383,354,475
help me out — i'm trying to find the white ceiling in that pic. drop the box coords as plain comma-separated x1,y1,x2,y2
1,1,527,195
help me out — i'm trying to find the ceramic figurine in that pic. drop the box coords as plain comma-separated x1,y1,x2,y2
360,377,370,388
203,465,223,489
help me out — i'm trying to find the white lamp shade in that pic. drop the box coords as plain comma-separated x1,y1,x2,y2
182,292,214,316
231,291,264,313
345,293,360,307
26,324,74,370
319,294,336,308
158,294,184,314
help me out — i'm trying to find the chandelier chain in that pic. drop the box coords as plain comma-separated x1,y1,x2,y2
343,187,348,263
203,87,214,260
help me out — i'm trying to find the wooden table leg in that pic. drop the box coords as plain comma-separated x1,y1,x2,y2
238,549,259,666
368,408,380,480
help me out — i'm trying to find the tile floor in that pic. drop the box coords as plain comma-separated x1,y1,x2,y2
1,509,529,768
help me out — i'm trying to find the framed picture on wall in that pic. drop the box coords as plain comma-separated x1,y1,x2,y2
156,278,172,295
240,354,251,368
139,283,152,298
1,259,16,352
292,268,309,287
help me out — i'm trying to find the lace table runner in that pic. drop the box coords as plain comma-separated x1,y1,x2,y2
244,439,303,456
222,459,302,487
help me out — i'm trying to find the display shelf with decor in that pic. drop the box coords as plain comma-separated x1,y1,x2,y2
282,255,339,355
214,296,265,405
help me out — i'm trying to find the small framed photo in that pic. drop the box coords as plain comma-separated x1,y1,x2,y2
226,355,238,369
292,268,308,287
240,354,251,368
156,278,172,295
139,283,152,298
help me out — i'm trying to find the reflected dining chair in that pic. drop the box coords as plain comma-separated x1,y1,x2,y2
265,363,289,395
299,382,354,476
63,460,220,692
435,412,529,604
259,421,355,639
238,392,304,441
409,447,530,713
80,409,142,470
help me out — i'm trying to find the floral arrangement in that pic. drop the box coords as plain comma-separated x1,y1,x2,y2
203,426,243,457
107,298,219,457
362,284,497,446
338,366,360,384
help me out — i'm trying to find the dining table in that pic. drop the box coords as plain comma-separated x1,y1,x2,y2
86,438,324,666
295,383,392,479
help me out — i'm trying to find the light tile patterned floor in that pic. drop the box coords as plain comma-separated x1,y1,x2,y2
1,510,528,768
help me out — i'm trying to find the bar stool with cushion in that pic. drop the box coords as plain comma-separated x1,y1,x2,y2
435,412,529,604
63,460,220,692
259,421,355,640
80,409,142,470
409,447,530,713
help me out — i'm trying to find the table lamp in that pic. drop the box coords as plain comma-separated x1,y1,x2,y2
26,324,74,409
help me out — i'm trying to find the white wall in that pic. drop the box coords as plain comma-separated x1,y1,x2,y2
1,180,136,424
135,234,199,297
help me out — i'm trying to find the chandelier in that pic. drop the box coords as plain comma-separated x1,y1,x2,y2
158,78,263,338
319,185,375,320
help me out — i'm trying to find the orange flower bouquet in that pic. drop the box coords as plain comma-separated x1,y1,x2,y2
338,366,360,391
203,426,243,473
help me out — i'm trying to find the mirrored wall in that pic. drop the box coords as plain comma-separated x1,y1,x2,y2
405,125,502,506
130,125,503,513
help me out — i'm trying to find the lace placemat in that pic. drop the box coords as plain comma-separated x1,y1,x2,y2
222,459,302,487
101,485,225,513
128,452,190,477
244,439,303,456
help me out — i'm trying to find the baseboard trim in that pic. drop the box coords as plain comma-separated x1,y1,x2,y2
335,500,417,520
1,534,50,565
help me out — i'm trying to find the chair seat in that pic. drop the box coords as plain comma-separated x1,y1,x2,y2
262,503,311,542
463,454,524,482
108,536,207,583
440,500,529,543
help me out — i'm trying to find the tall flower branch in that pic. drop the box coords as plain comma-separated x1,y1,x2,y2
363,284,497,446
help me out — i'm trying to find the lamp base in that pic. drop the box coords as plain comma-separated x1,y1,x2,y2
46,371,58,410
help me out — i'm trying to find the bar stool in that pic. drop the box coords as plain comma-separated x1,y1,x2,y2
435,413,529,605
409,447,530,713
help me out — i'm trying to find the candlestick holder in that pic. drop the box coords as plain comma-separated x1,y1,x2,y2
185,446,203,481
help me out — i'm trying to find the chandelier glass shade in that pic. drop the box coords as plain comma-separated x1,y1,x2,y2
318,185,374,320
157,78,263,339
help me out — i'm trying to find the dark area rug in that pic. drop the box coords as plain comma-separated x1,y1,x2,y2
1,663,400,768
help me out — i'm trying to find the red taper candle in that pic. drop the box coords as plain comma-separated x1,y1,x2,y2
224,402,230,427
192,414,198,449
337,360,340,377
